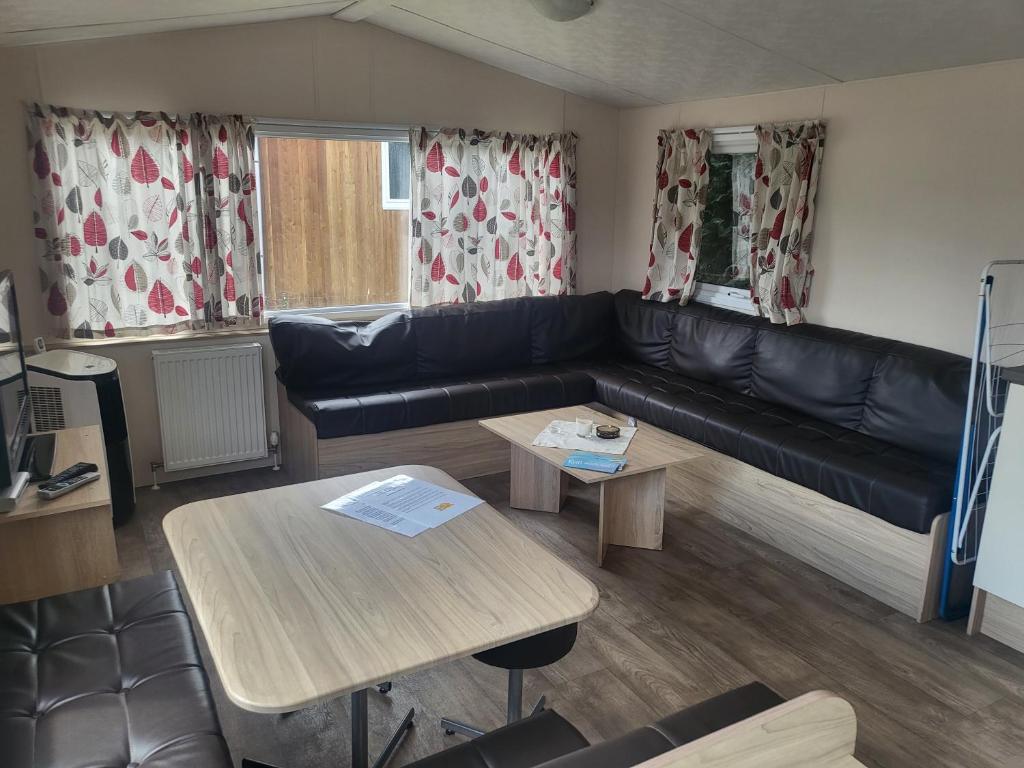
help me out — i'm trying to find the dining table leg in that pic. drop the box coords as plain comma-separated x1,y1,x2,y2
351,688,416,768
352,689,369,768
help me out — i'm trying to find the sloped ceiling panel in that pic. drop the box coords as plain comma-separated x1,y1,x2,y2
371,0,835,107
3,0,1024,107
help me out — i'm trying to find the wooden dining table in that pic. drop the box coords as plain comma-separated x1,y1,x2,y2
163,464,599,768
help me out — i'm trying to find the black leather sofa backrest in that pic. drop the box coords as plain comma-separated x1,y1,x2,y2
612,291,969,464
271,289,967,464
269,311,417,393
667,301,761,392
531,292,615,364
749,324,882,430
613,291,676,369
859,343,972,463
270,292,616,393
412,297,534,378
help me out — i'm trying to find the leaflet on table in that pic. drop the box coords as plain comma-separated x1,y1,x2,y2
322,474,483,537
563,451,628,474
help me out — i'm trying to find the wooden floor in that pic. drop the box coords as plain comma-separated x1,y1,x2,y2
118,468,1024,768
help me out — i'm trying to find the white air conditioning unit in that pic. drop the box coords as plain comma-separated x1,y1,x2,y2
27,350,136,526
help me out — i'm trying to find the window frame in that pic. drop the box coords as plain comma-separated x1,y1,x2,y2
252,119,413,318
380,141,411,211
694,125,758,315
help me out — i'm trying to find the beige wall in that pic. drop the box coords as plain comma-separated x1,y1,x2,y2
614,59,1024,356
0,17,620,485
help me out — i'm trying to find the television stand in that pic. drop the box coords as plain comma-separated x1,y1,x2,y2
0,426,118,604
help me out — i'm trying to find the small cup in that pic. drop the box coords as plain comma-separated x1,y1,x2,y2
575,417,594,437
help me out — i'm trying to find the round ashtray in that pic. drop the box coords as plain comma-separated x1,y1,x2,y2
595,424,621,440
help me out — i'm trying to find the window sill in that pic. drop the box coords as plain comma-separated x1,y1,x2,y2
266,302,408,322
46,325,269,350
692,283,756,315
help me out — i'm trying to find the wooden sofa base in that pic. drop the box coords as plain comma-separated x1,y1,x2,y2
281,388,946,621
666,452,947,622
277,382,510,483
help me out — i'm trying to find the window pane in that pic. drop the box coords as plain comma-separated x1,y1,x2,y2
696,152,754,290
257,137,409,310
387,141,410,201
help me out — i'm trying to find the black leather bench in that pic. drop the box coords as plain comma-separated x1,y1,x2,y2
0,571,232,768
405,682,784,768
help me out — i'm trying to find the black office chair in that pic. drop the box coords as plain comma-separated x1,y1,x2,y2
441,623,579,739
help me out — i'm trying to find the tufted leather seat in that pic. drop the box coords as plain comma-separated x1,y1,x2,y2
405,683,783,768
587,360,952,533
0,571,231,768
289,366,595,439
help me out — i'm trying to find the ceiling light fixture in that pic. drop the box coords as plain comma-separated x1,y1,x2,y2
529,0,594,22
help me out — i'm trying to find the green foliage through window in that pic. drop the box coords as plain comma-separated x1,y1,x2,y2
696,153,754,290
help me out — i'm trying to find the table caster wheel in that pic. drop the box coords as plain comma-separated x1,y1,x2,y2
378,682,393,695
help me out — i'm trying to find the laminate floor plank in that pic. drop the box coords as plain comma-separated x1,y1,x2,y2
728,557,1007,716
116,467,1024,768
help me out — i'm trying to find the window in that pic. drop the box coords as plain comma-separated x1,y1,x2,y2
254,122,410,314
694,126,757,314
380,141,411,210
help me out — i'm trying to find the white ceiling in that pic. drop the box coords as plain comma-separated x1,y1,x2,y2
3,0,1024,108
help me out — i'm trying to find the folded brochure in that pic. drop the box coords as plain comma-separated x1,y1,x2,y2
322,474,483,537
563,451,627,474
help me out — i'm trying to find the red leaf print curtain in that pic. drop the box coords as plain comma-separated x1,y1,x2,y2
749,122,825,325
642,129,711,304
27,104,262,338
409,127,577,306
191,115,262,323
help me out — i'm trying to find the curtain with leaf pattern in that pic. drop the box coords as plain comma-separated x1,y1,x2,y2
749,122,825,325
642,128,711,303
27,104,262,338
409,127,577,306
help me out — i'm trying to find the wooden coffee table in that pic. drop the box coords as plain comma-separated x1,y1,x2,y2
480,405,706,565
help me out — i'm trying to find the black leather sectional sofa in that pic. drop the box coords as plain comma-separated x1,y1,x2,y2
271,289,969,538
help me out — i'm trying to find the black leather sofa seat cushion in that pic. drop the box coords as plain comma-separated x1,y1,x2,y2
0,572,231,768
588,361,953,533
290,366,595,439
404,709,589,768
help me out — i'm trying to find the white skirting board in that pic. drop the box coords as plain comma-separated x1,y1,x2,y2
152,343,268,471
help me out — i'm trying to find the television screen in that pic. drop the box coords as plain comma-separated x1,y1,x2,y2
0,271,30,489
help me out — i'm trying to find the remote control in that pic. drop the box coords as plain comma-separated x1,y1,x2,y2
45,462,99,485
37,471,101,500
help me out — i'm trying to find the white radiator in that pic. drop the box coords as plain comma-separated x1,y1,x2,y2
152,343,268,471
